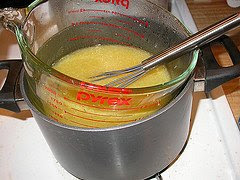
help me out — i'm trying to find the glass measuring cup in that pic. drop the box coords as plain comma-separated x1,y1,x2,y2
1,0,198,128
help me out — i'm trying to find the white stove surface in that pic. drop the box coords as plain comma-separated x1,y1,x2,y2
0,1,240,180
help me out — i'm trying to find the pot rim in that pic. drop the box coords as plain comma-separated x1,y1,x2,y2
15,0,199,95
20,70,194,132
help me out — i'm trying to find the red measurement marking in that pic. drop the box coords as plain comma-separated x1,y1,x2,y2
67,8,149,28
95,0,129,10
71,21,144,39
44,85,56,95
68,8,86,14
47,100,63,111
111,11,149,28
65,110,135,123
71,107,131,118
69,35,131,46
69,120,98,128
50,109,63,119
49,115,59,122
87,9,110,13
78,81,133,94
115,19,134,27
68,9,109,14
63,96,160,111
50,97,63,106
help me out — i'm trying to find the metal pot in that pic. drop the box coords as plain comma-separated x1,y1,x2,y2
21,71,194,180
18,35,239,180
0,0,240,179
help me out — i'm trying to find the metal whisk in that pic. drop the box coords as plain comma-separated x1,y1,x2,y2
90,12,240,88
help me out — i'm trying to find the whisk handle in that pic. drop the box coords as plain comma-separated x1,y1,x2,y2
142,12,240,70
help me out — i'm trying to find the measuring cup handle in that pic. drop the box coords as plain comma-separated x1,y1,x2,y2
0,59,23,112
200,35,240,93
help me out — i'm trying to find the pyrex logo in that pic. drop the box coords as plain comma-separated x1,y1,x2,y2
77,91,132,106
95,0,130,9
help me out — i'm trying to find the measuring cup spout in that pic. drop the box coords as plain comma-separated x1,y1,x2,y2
0,7,27,33
0,0,47,33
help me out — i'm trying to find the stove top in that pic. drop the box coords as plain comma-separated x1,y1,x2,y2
0,0,240,180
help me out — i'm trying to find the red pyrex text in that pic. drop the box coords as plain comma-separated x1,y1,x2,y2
77,91,132,106
95,0,129,9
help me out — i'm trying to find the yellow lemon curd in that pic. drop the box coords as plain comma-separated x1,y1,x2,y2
54,44,170,88
39,45,173,128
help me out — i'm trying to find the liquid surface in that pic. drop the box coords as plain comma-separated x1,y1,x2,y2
53,44,171,88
